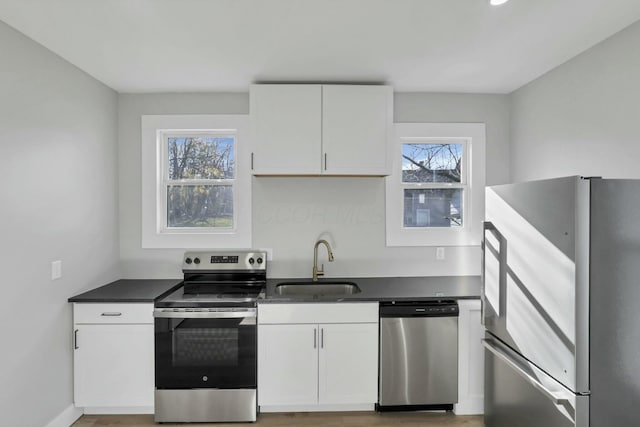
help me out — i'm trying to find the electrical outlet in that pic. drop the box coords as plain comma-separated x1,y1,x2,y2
51,260,62,280
259,248,274,261
436,247,445,260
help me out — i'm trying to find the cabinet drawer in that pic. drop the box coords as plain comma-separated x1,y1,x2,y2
73,303,153,324
258,303,378,324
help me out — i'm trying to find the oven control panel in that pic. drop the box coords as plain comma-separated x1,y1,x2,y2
210,255,239,264
182,251,267,271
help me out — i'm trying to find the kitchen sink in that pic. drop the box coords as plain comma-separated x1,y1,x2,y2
274,281,361,296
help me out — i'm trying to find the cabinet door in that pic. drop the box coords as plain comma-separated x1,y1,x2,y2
322,85,392,175
250,84,322,175
318,323,378,405
258,324,319,406
74,324,154,407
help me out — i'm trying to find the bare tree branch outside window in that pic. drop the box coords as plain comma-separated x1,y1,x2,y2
166,136,235,228
401,143,463,227
402,143,461,183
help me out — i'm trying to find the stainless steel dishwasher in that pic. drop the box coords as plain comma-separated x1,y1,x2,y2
378,301,459,411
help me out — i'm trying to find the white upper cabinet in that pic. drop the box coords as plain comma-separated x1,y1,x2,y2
250,85,322,174
250,84,392,176
321,85,392,175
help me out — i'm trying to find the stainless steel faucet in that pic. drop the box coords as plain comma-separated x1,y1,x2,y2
312,239,334,281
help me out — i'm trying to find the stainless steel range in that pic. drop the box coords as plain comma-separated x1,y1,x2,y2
154,251,266,423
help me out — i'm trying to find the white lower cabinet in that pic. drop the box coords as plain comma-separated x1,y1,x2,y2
73,303,154,412
317,323,378,405
258,324,319,406
258,303,378,411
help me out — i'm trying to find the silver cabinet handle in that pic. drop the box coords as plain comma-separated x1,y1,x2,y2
482,339,570,406
324,153,327,171
314,328,317,349
321,328,324,349
251,152,254,170
74,329,79,350
101,312,122,317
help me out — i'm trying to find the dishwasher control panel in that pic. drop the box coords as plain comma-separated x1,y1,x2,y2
379,301,459,317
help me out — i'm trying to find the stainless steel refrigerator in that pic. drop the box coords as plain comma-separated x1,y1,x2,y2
482,176,640,427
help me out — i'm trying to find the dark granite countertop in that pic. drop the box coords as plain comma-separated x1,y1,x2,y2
68,276,480,304
261,276,480,303
68,279,183,303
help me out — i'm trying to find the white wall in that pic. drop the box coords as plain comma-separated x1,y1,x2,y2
118,92,509,278
510,20,640,182
0,21,120,427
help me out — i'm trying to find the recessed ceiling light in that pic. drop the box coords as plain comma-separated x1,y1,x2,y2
490,0,511,5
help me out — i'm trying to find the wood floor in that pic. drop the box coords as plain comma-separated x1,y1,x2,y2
73,412,484,427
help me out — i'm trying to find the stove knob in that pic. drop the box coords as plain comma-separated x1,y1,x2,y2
194,257,201,264
249,258,255,265
185,257,192,264
257,258,263,264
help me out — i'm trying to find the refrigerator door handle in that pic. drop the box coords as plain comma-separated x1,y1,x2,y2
482,339,569,406
482,221,506,323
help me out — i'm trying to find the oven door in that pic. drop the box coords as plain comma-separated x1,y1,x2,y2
154,308,257,390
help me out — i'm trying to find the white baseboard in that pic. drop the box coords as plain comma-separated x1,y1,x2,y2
82,406,154,415
454,397,484,415
260,403,374,413
45,405,83,427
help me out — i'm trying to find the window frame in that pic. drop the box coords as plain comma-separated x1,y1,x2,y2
141,115,251,249
385,123,485,247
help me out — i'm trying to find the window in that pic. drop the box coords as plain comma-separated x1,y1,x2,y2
163,134,235,229
402,142,466,228
386,123,485,247
142,115,251,248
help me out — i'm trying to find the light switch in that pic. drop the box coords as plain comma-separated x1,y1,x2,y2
51,260,62,280
436,247,445,260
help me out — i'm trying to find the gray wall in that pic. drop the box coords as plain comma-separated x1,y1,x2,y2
395,93,510,187
0,21,120,426
118,93,249,278
510,20,640,182
118,92,509,278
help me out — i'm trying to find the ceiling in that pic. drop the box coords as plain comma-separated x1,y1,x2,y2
1,0,639,94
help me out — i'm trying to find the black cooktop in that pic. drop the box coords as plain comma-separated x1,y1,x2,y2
156,251,268,308
155,284,264,308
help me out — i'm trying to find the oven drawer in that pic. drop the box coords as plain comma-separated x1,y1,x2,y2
74,303,154,324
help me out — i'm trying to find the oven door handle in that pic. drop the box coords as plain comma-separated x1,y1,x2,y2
153,309,256,319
